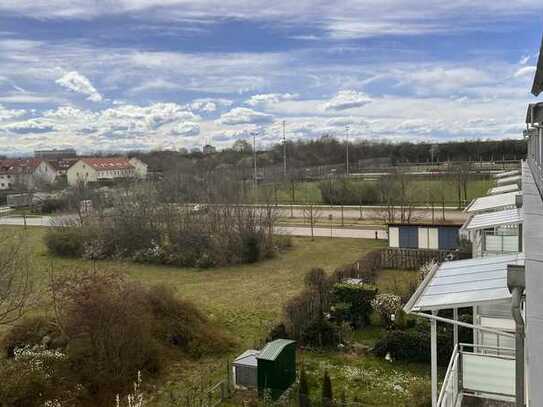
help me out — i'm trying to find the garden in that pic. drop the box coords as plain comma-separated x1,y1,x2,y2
0,223,469,407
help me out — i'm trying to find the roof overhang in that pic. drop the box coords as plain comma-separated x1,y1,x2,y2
404,254,525,313
489,184,519,195
465,191,521,214
463,208,522,231
497,175,522,186
531,35,543,96
494,170,520,179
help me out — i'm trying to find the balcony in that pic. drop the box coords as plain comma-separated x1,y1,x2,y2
438,344,515,407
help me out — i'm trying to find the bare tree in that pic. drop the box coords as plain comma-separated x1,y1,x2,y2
0,230,32,325
303,204,322,240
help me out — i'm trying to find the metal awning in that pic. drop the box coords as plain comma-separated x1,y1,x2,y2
404,254,525,312
465,191,520,214
497,175,521,186
494,170,520,179
489,184,519,195
463,208,522,231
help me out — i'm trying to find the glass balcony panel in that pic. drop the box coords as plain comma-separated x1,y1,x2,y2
462,353,515,397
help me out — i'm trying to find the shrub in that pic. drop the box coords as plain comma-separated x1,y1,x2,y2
371,294,402,329
241,232,262,263
2,316,62,358
301,317,340,347
145,285,234,357
332,283,377,328
37,198,66,214
373,316,473,365
44,228,84,257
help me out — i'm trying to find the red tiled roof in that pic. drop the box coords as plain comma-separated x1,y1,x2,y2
80,157,134,171
0,158,44,174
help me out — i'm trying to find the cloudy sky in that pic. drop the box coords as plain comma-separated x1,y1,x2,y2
0,1,541,155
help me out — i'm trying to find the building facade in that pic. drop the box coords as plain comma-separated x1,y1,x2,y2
403,34,543,407
66,157,137,186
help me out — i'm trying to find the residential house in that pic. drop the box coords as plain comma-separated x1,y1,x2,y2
0,159,57,190
128,157,148,179
66,157,137,186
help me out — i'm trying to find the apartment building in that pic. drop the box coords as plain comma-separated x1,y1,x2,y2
0,159,57,190
66,157,146,186
403,37,543,407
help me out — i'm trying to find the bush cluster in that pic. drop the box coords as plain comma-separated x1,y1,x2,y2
45,185,283,268
331,283,377,328
319,179,379,205
372,314,473,365
1,269,233,406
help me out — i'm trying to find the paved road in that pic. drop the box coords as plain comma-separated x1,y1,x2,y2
0,216,55,226
0,215,388,240
274,225,388,240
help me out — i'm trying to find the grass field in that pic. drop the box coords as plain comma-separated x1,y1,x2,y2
3,226,429,406
255,176,493,206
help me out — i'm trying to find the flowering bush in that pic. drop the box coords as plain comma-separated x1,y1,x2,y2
371,294,402,328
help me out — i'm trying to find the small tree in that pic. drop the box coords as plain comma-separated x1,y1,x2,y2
321,370,333,407
298,366,311,407
371,294,402,329
0,231,32,325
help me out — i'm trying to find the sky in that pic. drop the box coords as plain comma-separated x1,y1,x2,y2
0,1,542,155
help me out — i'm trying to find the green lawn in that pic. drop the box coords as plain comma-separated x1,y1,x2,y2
4,227,429,406
254,176,493,207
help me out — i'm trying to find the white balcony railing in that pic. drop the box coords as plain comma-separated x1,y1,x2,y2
438,344,516,407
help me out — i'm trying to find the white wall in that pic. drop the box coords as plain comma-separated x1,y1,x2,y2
428,228,439,249
129,158,148,179
389,227,399,248
67,160,98,186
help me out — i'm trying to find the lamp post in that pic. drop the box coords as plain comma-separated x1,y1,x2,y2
345,126,350,176
252,131,258,191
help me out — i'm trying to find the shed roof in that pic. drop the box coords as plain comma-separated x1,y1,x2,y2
497,175,522,186
404,254,524,312
494,170,520,179
489,184,519,195
465,191,520,214
234,350,259,367
257,339,295,361
463,208,522,231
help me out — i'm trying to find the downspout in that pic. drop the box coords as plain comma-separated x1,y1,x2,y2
508,264,526,407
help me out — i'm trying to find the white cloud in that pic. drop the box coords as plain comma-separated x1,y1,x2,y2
190,98,232,113
519,55,531,65
245,93,298,107
219,107,274,125
405,67,491,91
171,121,200,137
324,90,371,111
3,119,55,134
55,71,102,102
513,66,536,78
0,104,26,122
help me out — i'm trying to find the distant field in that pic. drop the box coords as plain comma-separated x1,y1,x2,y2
254,176,494,207
4,226,428,405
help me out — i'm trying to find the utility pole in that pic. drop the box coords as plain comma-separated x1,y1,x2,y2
252,131,257,191
345,126,350,176
282,120,287,178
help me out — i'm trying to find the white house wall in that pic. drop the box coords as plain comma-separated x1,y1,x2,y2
67,160,98,186
389,227,399,248
428,228,439,249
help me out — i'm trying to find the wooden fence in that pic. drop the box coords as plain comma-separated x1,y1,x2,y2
380,247,469,271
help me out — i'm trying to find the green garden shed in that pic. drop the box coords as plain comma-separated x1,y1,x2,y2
256,339,296,399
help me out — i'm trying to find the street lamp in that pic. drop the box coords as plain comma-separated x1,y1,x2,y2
251,130,258,190
345,126,350,176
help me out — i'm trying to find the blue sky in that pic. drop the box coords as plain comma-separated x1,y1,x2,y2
0,1,541,155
